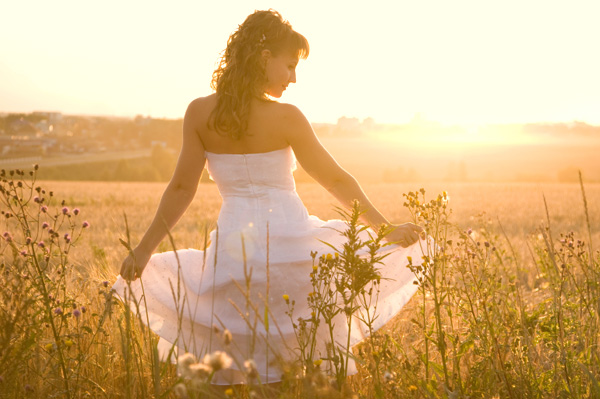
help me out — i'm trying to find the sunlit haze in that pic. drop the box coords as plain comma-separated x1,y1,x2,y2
1,0,599,125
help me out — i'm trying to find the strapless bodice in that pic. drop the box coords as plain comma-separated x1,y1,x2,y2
205,147,297,197
205,147,308,231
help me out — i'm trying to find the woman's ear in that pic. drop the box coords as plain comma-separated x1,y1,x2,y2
261,49,272,65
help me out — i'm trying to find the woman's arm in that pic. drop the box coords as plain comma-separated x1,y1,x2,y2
120,100,206,280
283,105,422,246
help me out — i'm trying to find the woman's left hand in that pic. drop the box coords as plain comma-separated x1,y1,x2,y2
386,222,425,247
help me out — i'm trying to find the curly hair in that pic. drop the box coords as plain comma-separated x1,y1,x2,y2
209,10,309,140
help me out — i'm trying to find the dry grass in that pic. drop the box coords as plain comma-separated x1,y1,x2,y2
44,179,600,273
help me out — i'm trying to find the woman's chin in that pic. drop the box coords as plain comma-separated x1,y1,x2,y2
266,90,283,99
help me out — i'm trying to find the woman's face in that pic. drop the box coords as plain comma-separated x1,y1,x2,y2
263,50,299,98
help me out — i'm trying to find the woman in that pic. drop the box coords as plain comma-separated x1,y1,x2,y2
114,9,425,386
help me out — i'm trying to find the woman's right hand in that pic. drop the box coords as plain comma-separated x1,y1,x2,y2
387,222,425,248
119,247,152,282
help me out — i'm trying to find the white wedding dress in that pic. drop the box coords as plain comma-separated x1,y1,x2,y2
112,146,425,384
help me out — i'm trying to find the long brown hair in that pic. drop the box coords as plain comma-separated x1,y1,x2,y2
209,10,309,140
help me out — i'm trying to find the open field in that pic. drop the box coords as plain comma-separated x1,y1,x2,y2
43,179,600,271
2,175,600,398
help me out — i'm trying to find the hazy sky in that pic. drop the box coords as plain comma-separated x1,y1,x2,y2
1,0,599,125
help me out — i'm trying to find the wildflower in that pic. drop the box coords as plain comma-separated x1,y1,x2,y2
20,250,27,257
41,205,48,213
62,206,69,215
54,307,63,315
42,222,49,229
408,385,417,391
283,294,290,304
72,309,81,318
223,329,233,345
173,383,188,398
203,350,233,371
2,232,12,242
81,306,86,313
82,221,89,228
383,370,395,382
64,233,71,243
225,388,234,396
326,253,333,261
44,343,54,351
25,237,32,244
244,359,259,379
64,339,74,347
467,228,472,235
102,280,109,288
189,362,212,379
38,241,45,248
178,353,197,378
73,208,80,215
34,196,41,203
313,359,323,367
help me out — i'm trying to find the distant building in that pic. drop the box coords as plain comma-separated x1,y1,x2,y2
32,111,62,124
9,119,39,137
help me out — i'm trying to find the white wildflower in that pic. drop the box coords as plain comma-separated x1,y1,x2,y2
203,350,233,371
244,359,259,379
173,383,188,398
177,353,197,379
189,362,213,380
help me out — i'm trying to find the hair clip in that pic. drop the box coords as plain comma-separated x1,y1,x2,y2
259,33,266,46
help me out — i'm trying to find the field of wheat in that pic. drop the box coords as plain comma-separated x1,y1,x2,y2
45,179,600,266
1,172,600,398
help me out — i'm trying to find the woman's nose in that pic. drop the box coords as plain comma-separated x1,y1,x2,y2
290,70,296,83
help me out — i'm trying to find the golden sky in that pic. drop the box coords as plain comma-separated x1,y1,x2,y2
1,0,599,125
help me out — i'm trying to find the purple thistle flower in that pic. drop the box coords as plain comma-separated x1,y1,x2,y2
38,241,45,248
467,228,473,235
64,233,71,243
2,232,11,242
34,196,41,203
42,222,49,229
62,206,69,215
54,307,63,315
20,250,27,257
41,205,48,213
72,309,81,318
102,281,109,287
25,237,32,244
82,221,89,228
81,306,86,313
73,208,80,216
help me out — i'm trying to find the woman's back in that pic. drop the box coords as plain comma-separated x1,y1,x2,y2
193,94,294,155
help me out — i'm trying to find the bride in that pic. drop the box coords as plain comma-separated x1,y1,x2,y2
114,9,424,387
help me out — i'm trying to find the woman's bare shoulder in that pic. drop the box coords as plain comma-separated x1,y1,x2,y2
187,94,217,114
184,94,217,129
